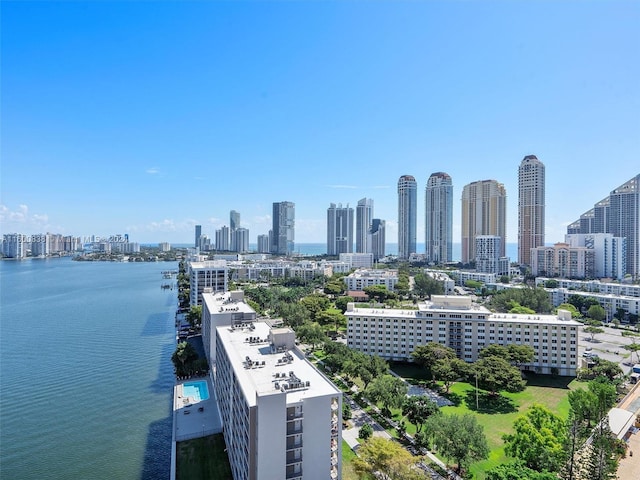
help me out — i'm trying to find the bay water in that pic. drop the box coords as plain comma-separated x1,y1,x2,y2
0,258,176,480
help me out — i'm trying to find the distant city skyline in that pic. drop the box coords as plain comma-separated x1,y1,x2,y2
2,2,638,246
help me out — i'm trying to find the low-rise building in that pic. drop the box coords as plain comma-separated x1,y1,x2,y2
346,295,580,376
344,269,398,292
339,253,374,269
535,277,640,298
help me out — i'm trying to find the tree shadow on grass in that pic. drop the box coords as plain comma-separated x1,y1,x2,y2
523,373,573,389
464,390,518,414
442,391,463,407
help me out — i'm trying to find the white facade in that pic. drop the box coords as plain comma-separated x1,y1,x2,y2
542,287,640,321
339,253,374,269
344,269,398,291
213,316,342,480
424,270,455,294
327,203,354,255
2,233,27,258
346,295,580,375
425,172,453,263
159,242,171,252
398,175,417,259
356,198,373,254
189,260,228,306
565,233,626,280
475,235,510,275
449,270,498,285
535,277,640,298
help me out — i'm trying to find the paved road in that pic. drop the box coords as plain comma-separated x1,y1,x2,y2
579,325,640,372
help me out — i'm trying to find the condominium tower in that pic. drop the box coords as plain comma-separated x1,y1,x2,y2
425,172,453,263
518,155,545,266
272,201,295,255
230,210,240,232
461,179,507,264
397,175,417,259
567,174,639,279
195,224,202,249
370,219,386,261
356,198,373,254
327,203,354,255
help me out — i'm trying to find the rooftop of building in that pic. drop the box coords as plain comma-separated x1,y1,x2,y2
346,269,397,278
189,260,228,270
216,321,340,406
202,290,256,316
346,295,582,326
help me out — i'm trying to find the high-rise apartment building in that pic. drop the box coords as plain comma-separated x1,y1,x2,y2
257,234,270,254
216,226,230,251
461,179,507,264
201,291,343,480
370,219,386,261
567,174,639,279
425,172,453,264
475,235,509,275
397,175,417,259
230,210,240,232
195,225,202,249
518,155,545,266
231,227,250,253
356,198,373,254
327,203,354,255
565,233,626,280
531,243,595,279
272,201,295,255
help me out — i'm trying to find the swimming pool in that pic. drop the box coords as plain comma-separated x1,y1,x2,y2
182,380,209,402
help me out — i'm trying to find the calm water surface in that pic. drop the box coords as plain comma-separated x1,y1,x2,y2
0,258,176,479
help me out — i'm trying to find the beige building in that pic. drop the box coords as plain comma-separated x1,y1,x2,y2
518,155,545,266
346,295,580,376
461,180,507,264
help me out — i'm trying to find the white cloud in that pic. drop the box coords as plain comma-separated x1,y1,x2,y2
146,167,159,174
0,204,56,234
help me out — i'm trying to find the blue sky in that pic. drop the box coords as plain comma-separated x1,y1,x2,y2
2,1,638,246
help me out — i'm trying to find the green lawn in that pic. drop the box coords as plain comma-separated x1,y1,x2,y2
389,370,581,479
176,434,232,480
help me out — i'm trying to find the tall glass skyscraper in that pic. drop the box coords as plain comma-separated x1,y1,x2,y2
327,203,354,255
397,175,417,259
356,198,373,253
272,201,295,255
518,155,545,266
425,172,453,264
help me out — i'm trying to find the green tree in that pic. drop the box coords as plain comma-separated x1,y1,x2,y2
427,413,490,473
544,279,559,288
334,295,351,313
411,342,456,380
488,287,552,313
474,356,526,396
363,285,396,303
432,358,468,392
585,325,605,342
295,322,327,351
365,374,408,415
413,273,444,298
353,437,423,480
300,294,331,321
342,402,352,421
350,352,388,390
401,395,439,433
587,305,607,323
171,341,198,377
503,404,567,472
557,303,581,318
568,388,597,428
580,416,619,480
623,342,640,364
358,423,373,440
316,310,346,333
186,305,202,328
487,462,558,480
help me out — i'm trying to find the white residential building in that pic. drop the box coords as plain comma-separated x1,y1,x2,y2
449,270,498,285
475,235,510,275
344,269,398,291
204,292,342,480
564,233,626,280
424,270,455,294
189,260,228,306
339,253,374,269
542,288,640,321
534,277,640,298
2,233,27,258
346,296,580,376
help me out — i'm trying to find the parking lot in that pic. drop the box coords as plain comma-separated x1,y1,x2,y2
579,325,640,373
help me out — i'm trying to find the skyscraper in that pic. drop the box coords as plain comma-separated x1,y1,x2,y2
327,203,354,255
397,175,417,259
518,155,545,266
461,180,507,264
356,198,373,253
568,174,639,278
195,224,202,249
425,172,453,264
215,226,230,251
370,219,386,261
230,210,240,232
272,201,295,255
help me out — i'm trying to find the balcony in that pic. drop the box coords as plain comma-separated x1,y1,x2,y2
287,411,304,421
286,451,302,464
286,438,303,449
287,424,303,435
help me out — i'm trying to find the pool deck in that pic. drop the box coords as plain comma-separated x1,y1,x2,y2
173,376,222,442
